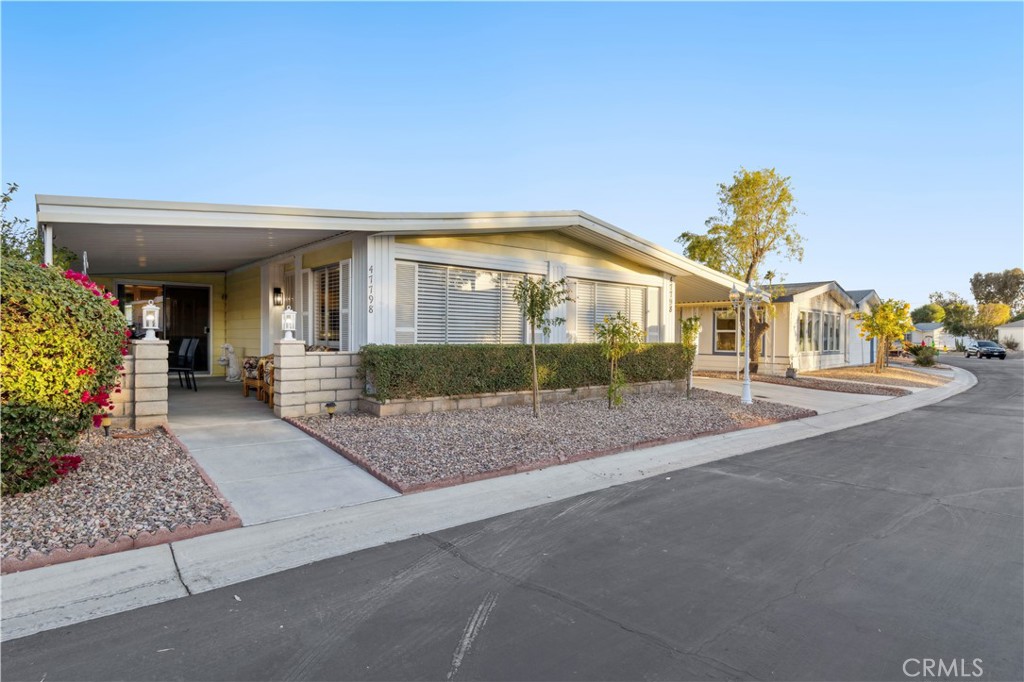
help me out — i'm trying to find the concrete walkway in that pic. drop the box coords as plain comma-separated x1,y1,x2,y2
1,368,977,641
167,379,397,525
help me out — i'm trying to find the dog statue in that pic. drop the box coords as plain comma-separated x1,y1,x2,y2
218,343,242,382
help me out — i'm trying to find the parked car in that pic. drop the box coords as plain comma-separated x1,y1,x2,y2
965,340,1007,359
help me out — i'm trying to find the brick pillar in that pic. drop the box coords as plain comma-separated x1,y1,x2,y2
273,339,307,419
109,354,135,428
131,339,169,429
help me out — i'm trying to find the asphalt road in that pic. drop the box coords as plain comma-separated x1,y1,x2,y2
3,356,1022,681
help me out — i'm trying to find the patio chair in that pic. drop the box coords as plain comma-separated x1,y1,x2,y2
242,356,261,398
169,337,199,391
255,355,273,404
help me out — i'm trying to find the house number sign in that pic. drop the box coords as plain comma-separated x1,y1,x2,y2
367,264,374,314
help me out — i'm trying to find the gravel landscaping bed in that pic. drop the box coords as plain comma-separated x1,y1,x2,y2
804,365,951,388
694,371,910,397
1,428,235,565
294,389,815,490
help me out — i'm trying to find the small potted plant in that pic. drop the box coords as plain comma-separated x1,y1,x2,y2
785,356,798,379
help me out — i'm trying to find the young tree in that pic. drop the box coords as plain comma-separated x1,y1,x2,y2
680,315,701,398
676,168,803,372
911,303,945,324
512,276,572,418
970,269,1024,315
972,303,1011,340
853,299,914,373
595,313,646,409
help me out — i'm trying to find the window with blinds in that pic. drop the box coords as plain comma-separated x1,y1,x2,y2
573,279,646,342
395,261,525,344
313,261,350,351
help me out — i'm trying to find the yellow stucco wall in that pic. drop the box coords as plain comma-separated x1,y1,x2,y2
302,241,353,270
226,266,262,360
93,273,228,376
396,232,660,276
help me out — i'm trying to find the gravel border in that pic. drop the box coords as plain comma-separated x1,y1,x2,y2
694,370,910,397
1,427,241,574
291,389,816,492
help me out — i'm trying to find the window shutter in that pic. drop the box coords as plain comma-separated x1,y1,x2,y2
417,264,448,343
314,265,341,347
575,280,596,342
339,260,351,352
395,261,417,344
448,268,501,344
500,273,524,344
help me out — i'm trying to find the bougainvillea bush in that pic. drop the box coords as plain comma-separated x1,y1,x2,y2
0,258,129,494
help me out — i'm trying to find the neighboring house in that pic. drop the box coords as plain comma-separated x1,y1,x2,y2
846,289,881,366
906,322,952,349
36,195,747,380
679,280,857,375
996,319,1024,348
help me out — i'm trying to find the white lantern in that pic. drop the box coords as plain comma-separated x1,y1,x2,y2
282,305,297,340
142,300,160,340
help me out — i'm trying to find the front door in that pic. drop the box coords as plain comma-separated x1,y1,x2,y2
119,283,212,373
164,286,211,373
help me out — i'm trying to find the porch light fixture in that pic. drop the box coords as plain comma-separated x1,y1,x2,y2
325,401,336,419
101,413,112,438
273,287,284,306
281,305,297,340
142,300,160,340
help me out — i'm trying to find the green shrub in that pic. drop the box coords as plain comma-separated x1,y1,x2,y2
1,260,128,494
910,346,939,367
359,343,694,403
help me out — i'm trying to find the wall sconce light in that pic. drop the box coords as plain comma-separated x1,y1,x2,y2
142,300,160,340
273,287,284,306
281,305,297,340
325,402,337,419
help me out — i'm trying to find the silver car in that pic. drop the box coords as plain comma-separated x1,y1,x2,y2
965,340,1007,359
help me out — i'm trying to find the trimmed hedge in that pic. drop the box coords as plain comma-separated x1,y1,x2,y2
359,343,693,403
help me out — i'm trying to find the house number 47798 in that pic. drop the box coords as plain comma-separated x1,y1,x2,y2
367,264,374,314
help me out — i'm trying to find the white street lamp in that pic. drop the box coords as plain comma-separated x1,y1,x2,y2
281,305,297,341
141,300,160,341
729,284,741,380
732,284,769,406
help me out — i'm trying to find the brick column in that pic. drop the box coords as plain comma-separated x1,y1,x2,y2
109,354,135,428
273,339,307,419
131,339,169,429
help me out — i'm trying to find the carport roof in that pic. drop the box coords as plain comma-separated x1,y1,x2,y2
36,194,744,303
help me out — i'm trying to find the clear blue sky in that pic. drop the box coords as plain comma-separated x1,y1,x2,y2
3,2,1021,307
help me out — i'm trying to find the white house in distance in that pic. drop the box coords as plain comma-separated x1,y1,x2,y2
846,289,881,366
996,319,1024,348
681,280,858,375
907,322,954,349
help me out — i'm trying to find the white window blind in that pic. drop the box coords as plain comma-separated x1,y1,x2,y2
397,261,525,344
313,260,351,351
573,279,646,342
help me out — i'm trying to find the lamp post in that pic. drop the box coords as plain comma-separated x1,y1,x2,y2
141,300,160,341
281,305,297,341
730,284,768,405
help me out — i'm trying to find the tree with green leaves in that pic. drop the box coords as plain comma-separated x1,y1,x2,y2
970,269,1024,315
512,276,572,417
853,298,914,373
595,313,646,409
911,303,945,324
676,167,803,373
929,291,975,338
2,183,76,269
972,303,1011,340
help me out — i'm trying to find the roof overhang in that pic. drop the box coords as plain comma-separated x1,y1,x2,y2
36,195,745,300
774,281,857,309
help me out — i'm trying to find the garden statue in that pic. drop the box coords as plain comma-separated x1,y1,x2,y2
218,343,242,382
